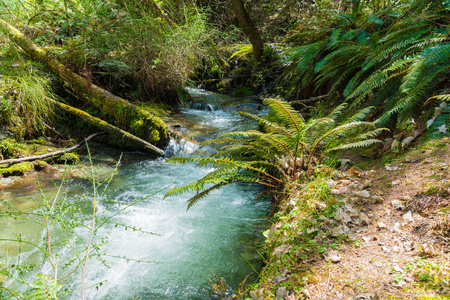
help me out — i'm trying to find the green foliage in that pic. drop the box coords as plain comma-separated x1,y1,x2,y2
0,0,212,104
165,99,383,209
25,274,62,300
283,0,450,133
0,53,55,139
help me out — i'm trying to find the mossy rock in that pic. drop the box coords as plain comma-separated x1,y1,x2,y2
131,119,145,137
56,152,80,165
147,129,160,144
0,138,28,159
0,162,34,177
33,160,49,171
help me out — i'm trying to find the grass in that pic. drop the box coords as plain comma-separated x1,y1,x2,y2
252,167,352,297
0,47,56,139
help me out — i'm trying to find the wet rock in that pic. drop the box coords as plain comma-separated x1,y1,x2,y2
188,101,214,111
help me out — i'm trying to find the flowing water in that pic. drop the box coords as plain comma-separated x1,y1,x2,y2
0,89,271,299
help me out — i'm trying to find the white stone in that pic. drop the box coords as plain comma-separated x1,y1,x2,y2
391,200,405,210
402,211,414,223
354,190,370,198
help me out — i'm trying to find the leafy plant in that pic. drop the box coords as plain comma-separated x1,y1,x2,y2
165,98,384,209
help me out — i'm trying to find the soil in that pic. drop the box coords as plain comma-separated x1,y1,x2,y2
300,138,450,299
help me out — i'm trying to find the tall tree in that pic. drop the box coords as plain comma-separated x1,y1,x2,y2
230,0,264,63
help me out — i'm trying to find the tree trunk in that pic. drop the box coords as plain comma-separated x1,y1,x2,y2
50,99,164,156
230,0,264,63
0,20,170,147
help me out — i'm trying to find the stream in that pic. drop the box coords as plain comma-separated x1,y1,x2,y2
0,88,271,299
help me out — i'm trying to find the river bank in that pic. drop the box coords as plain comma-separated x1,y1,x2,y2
250,138,449,299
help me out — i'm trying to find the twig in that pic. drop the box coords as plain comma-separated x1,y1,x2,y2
82,144,97,300
0,132,106,165
290,94,329,105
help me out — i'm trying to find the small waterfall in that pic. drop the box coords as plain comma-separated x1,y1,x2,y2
164,138,199,157
188,101,215,111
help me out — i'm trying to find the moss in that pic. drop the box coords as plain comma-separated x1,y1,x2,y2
131,119,145,137
34,160,49,171
0,138,28,159
148,129,160,144
56,152,80,165
233,86,255,97
0,162,34,177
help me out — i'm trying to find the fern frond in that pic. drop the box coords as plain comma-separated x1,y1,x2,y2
324,139,382,153
263,98,305,132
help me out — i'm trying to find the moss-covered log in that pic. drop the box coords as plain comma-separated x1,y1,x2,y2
0,20,170,147
50,100,165,156
0,132,105,166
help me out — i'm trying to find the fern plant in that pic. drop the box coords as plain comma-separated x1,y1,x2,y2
165,99,384,209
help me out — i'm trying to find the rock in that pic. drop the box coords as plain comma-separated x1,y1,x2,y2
324,250,342,263
401,136,415,148
391,139,400,150
362,179,372,188
371,195,384,204
381,246,391,252
276,286,288,300
250,289,264,300
338,159,351,170
318,215,332,223
273,245,293,257
301,289,311,298
354,190,370,198
391,200,405,210
402,211,413,223
285,294,297,300
404,241,414,251
378,222,387,229
360,213,370,225
393,222,403,233
385,164,399,171
273,274,289,284
391,180,400,185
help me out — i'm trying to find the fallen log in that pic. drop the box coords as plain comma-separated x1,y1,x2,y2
50,99,165,156
0,20,169,147
0,132,105,166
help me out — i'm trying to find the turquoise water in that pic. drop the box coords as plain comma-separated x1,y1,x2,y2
0,89,271,299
